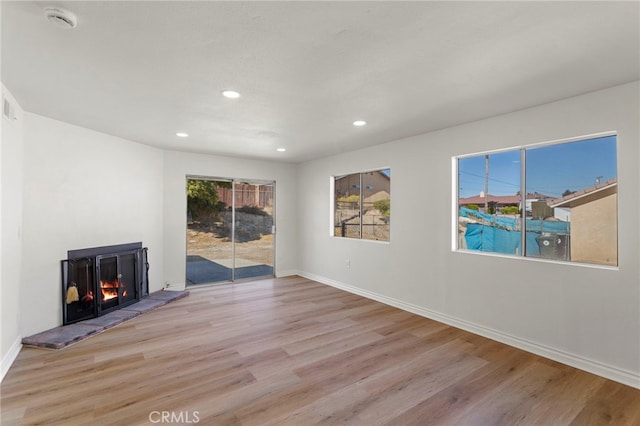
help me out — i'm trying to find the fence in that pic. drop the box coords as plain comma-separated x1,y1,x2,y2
217,185,273,209
336,201,377,212
334,213,389,241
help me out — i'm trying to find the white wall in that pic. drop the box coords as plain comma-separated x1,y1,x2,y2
1,84,24,379
20,114,164,337
297,81,640,387
162,150,298,288
9,112,298,359
3,80,637,388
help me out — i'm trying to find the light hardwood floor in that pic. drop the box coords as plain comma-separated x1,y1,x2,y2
2,276,639,425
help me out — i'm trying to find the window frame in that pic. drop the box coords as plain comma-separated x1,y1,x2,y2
453,131,618,269
331,167,391,243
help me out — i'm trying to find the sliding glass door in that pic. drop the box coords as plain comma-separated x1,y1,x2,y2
186,177,275,285
232,180,275,280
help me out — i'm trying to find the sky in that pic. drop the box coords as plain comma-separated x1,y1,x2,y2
458,135,617,198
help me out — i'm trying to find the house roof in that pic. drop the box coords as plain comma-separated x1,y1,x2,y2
335,170,390,181
549,178,617,208
459,192,551,206
459,194,519,206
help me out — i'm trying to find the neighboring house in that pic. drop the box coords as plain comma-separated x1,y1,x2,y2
549,179,618,266
553,207,571,222
459,192,552,213
335,170,390,205
458,193,519,212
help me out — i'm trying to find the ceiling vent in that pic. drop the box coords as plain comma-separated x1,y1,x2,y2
44,7,77,29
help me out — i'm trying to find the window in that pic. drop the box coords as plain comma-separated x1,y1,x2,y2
456,134,617,266
334,169,390,241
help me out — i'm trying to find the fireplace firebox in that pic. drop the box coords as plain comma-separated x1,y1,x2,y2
62,242,149,325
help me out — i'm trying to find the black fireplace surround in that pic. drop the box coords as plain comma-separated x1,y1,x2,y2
62,242,149,325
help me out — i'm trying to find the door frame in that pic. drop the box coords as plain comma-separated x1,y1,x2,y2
185,175,276,285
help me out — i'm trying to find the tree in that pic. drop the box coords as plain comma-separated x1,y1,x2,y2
187,180,231,218
562,189,576,197
373,199,390,218
501,205,520,215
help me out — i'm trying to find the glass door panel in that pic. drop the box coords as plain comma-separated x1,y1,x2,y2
186,177,275,285
233,180,274,280
186,178,233,285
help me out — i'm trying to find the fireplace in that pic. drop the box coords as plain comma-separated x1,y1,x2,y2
62,242,149,325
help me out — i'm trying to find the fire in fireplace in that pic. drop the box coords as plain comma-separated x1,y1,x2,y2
101,279,125,301
62,242,149,325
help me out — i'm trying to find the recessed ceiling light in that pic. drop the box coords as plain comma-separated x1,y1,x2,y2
176,132,189,138
353,120,366,127
276,148,286,152
221,90,240,99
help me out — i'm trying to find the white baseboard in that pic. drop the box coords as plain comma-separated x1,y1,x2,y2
1,337,22,382
275,269,298,278
299,271,640,390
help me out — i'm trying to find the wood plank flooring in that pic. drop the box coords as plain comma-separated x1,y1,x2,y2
2,276,639,425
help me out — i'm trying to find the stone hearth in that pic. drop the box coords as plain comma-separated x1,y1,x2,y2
22,290,188,349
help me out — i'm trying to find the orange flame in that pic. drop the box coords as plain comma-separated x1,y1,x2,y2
100,280,127,301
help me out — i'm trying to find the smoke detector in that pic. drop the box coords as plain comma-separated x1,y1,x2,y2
44,7,77,29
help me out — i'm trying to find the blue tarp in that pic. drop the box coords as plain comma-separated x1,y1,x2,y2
461,207,569,254
464,223,541,255
460,207,569,234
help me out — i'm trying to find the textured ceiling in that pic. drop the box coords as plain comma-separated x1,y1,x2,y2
2,1,639,163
